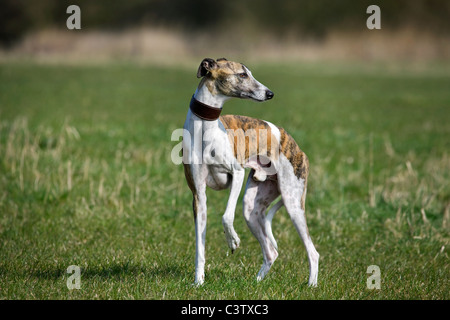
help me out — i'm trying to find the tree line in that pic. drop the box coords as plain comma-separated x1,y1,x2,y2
1,0,449,46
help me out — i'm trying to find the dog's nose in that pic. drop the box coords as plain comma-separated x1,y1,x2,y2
266,90,274,100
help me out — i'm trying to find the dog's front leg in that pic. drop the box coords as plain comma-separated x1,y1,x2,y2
193,184,207,286
222,169,245,252
191,177,208,286
186,163,209,286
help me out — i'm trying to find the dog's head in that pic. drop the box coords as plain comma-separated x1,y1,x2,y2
197,58,274,102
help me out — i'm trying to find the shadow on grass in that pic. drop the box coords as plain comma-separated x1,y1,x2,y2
21,261,187,281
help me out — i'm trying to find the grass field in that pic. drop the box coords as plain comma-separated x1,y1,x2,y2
0,61,449,299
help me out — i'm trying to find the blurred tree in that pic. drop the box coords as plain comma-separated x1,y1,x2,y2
1,0,449,46
0,0,30,46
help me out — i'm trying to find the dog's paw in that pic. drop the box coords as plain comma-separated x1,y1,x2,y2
225,229,240,253
193,274,205,287
256,263,271,282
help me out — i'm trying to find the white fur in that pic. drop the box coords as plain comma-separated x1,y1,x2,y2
263,120,281,143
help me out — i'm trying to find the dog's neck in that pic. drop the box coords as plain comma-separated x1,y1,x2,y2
189,81,230,130
194,80,230,109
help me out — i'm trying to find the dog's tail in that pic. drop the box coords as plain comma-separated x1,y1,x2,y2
264,199,284,251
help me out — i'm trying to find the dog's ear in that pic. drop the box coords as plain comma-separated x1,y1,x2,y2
197,58,217,78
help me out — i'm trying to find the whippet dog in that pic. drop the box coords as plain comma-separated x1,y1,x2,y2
182,58,319,286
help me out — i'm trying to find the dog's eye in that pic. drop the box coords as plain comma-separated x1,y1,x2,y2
238,73,248,79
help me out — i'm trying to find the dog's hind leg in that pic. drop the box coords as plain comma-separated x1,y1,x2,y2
243,170,280,281
264,198,283,251
279,172,319,287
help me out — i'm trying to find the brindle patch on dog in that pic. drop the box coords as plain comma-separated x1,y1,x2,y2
220,115,308,180
220,114,277,166
278,127,309,180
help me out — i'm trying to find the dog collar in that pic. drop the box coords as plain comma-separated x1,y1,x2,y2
189,95,222,121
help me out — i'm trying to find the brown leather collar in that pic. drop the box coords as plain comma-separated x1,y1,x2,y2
189,95,222,121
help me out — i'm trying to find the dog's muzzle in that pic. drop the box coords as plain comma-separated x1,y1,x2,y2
266,90,274,100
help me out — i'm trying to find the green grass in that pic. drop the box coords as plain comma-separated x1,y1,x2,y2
0,61,449,299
